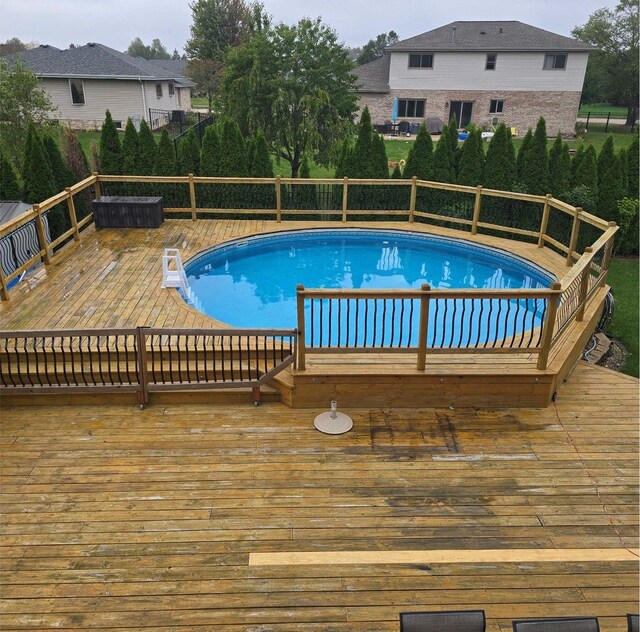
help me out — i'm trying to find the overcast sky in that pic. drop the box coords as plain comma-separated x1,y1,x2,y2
2,0,618,54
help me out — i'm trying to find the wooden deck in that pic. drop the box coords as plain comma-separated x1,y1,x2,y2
1,362,638,630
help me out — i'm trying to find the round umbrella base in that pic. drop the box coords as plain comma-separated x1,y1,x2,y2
314,411,353,435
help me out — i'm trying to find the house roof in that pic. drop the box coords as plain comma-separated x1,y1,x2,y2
386,21,595,52
7,43,195,85
352,54,391,93
0,201,32,226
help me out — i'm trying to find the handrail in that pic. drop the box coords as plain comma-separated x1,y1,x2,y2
0,326,297,405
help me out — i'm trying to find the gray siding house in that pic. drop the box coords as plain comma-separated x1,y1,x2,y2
10,43,194,130
353,21,594,136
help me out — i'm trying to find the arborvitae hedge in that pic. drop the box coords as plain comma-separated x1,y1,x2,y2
137,120,156,175
334,139,351,178
43,135,74,191
121,119,139,175
0,146,21,199
597,136,624,219
522,117,549,195
350,107,374,178
99,110,122,175
447,117,460,178
403,123,433,180
296,154,317,210
178,129,200,176
627,134,639,198
618,148,628,204
549,133,570,198
571,145,585,187
457,128,484,187
200,126,221,176
63,130,92,219
22,124,61,239
219,118,248,177
251,130,274,178
431,125,455,184
573,145,598,210
153,129,180,207
482,124,517,226
516,129,532,181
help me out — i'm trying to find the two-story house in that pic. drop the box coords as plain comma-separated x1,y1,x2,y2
8,43,194,130
354,21,594,136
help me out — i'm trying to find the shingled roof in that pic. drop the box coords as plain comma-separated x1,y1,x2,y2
8,43,195,85
351,54,391,93
386,21,594,52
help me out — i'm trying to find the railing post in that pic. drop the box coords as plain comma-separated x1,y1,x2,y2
188,173,197,220
0,263,8,301
416,283,430,371
537,282,562,370
602,222,617,280
471,185,483,235
65,188,80,241
409,176,417,223
576,246,593,322
33,204,51,265
275,176,282,223
566,206,582,266
538,194,552,248
136,327,150,406
342,177,349,223
93,172,102,198
605,112,610,132
296,284,306,371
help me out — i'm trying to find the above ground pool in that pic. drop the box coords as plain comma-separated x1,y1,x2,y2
183,229,555,346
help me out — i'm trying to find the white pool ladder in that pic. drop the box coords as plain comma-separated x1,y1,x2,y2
162,248,192,300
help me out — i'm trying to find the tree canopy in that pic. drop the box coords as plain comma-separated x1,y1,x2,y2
125,37,171,59
356,31,399,65
572,0,639,125
222,17,357,177
0,59,56,170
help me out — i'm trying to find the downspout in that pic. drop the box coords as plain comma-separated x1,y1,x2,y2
139,78,148,121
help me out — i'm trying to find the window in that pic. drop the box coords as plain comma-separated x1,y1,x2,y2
69,79,85,105
489,99,504,114
485,53,497,70
543,53,567,70
168,81,175,96
156,82,163,98
408,53,433,68
398,99,425,118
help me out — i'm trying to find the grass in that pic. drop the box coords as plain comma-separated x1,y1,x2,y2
191,96,209,109
606,257,639,377
578,102,627,118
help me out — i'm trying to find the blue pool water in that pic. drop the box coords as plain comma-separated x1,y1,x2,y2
184,229,554,347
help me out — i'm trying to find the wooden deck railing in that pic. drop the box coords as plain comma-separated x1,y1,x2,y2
0,327,297,405
0,173,617,373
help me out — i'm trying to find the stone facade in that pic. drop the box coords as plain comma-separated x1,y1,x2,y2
358,89,582,137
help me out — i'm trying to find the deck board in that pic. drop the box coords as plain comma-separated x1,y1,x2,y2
1,362,638,631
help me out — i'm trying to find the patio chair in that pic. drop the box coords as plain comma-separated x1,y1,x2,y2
628,614,639,632
400,609,486,632
512,617,599,632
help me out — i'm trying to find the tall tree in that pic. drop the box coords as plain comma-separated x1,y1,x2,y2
516,129,533,181
334,139,352,178
371,133,389,179
121,118,139,175
521,117,550,195
137,120,156,175
0,59,56,170
573,144,599,200
356,31,399,65
178,129,201,175
447,116,460,179
222,17,357,177
573,0,639,126
99,110,122,175
185,0,259,108
43,135,74,191
0,145,21,199
126,37,170,59
63,130,92,218
457,129,484,186
403,123,433,181
431,126,455,184
349,107,375,178
597,135,624,218
571,144,586,187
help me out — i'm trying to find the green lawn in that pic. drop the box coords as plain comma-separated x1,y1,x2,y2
606,258,639,377
578,102,628,118
191,96,209,109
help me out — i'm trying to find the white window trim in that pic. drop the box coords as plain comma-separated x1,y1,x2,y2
408,53,434,69
156,82,163,98
398,98,426,118
485,53,497,71
69,78,85,106
489,99,505,114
